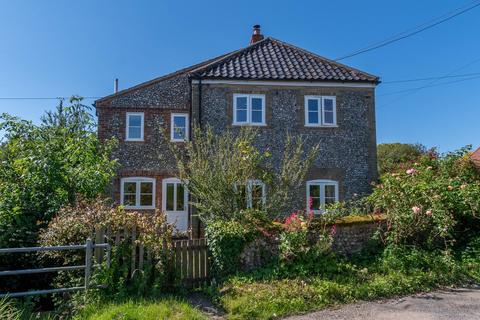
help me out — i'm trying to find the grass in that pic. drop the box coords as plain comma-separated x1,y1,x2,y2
75,297,208,320
214,244,480,320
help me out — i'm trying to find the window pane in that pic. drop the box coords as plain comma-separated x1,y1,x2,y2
251,110,262,123
323,99,334,111
309,185,320,197
123,194,136,206
252,98,263,111
173,116,186,128
308,99,319,112
325,197,336,205
166,183,174,211
236,97,247,109
324,111,334,124
140,182,152,194
311,197,321,210
128,126,141,139
236,184,247,209
124,182,136,194
140,194,153,206
236,109,247,122
251,184,264,209
325,185,336,198
128,115,142,127
177,184,185,211
308,111,319,124
173,126,186,140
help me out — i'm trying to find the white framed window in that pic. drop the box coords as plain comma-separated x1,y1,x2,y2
235,180,266,210
306,179,339,214
120,177,155,209
126,112,144,141
162,178,188,213
171,113,189,142
233,94,266,126
304,96,337,126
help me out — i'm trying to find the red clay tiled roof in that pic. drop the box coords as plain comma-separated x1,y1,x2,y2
193,37,379,82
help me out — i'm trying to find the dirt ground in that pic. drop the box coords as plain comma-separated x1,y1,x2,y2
285,286,480,320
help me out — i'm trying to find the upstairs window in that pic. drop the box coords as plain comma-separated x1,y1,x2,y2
171,113,189,142
121,177,155,209
306,179,339,214
304,96,336,126
162,178,188,213
126,112,144,141
233,94,266,125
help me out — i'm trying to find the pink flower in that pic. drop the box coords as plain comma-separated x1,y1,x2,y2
308,197,313,210
447,185,454,191
426,210,433,217
460,184,467,190
406,168,416,175
330,225,337,236
412,206,421,214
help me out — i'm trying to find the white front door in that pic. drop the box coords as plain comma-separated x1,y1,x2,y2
162,178,189,233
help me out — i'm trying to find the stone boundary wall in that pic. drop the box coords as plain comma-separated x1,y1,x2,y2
240,216,385,271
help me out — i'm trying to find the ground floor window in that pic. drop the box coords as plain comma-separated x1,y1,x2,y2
120,177,155,209
236,180,266,210
306,179,339,214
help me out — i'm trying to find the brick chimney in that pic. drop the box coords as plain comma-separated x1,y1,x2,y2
250,25,264,44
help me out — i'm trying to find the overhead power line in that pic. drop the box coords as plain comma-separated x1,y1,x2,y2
382,72,480,84
0,96,101,100
378,55,480,108
335,0,480,61
379,74,480,96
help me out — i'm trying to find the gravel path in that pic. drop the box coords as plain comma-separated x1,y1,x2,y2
285,286,480,320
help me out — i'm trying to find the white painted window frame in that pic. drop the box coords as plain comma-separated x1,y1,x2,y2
170,113,189,142
120,177,155,209
246,179,266,209
162,177,188,213
304,96,337,127
306,179,339,214
233,94,266,126
125,112,144,141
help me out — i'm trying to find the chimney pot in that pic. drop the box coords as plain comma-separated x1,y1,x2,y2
114,78,119,93
250,25,264,44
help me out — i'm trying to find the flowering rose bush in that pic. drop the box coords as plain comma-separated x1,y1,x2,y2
279,210,336,264
368,147,480,249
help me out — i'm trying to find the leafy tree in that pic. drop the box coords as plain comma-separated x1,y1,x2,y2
172,126,318,223
377,143,428,175
0,97,117,277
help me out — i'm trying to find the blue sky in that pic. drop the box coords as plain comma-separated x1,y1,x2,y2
0,0,479,152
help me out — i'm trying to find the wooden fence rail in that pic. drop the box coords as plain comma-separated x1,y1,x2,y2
93,228,209,285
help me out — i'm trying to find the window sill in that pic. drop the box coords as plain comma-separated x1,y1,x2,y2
232,123,267,127
125,139,145,142
304,124,338,128
170,139,188,143
123,206,155,210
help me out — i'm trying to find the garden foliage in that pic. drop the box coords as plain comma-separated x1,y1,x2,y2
368,146,480,249
0,97,117,293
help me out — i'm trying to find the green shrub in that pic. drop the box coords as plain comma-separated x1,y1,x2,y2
38,198,174,314
0,97,117,293
205,219,256,278
368,146,480,249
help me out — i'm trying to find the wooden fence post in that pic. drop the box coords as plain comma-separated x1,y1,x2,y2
94,227,105,264
85,238,93,289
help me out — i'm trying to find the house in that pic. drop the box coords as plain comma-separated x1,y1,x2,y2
95,25,380,236
471,147,480,168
